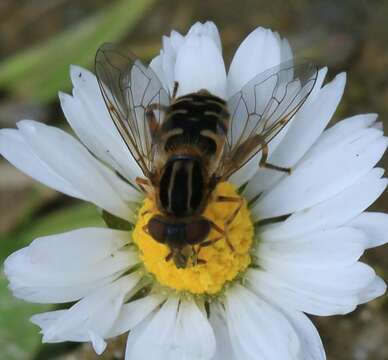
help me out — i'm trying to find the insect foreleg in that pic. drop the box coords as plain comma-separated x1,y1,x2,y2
198,236,223,250
142,224,150,235
192,236,223,265
209,221,235,251
136,177,152,195
165,250,174,262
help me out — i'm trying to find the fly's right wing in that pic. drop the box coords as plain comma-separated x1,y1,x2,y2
215,60,318,180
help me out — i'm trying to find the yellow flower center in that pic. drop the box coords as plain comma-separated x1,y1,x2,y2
132,182,254,295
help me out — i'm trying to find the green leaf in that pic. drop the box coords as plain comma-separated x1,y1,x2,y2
0,274,50,360
0,0,157,102
102,210,133,231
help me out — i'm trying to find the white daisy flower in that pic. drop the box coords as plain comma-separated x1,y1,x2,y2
1,21,387,360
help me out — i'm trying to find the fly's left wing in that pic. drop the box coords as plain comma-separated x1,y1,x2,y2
95,43,170,178
215,60,318,180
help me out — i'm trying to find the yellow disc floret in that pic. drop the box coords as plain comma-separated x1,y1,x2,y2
132,182,254,295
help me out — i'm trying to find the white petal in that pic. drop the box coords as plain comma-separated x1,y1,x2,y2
151,53,179,98
108,294,166,337
247,258,376,316
240,283,326,360
174,299,216,360
227,27,282,97
373,121,383,130
357,276,386,304
126,297,215,360
281,37,293,62
149,54,163,79
224,285,300,359
0,129,82,198
254,126,387,220
154,30,186,93
89,331,107,355
126,297,179,360
31,310,66,337
247,269,352,316
32,274,140,354
209,304,237,360
308,113,378,158
348,212,388,248
125,313,153,360
174,33,227,98
187,21,222,51
4,228,137,303
259,227,367,269
64,65,143,183
261,260,375,297
8,274,124,304
284,311,326,360
154,37,181,94
15,120,138,220
168,30,185,51
260,168,387,239
250,266,385,319
244,71,345,200
150,22,222,95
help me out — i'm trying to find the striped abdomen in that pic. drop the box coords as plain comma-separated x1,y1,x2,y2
158,156,204,217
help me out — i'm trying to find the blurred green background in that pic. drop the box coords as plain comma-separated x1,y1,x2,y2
0,0,387,359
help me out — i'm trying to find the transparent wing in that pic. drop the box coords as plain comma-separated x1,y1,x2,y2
95,43,170,177
217,60,318,179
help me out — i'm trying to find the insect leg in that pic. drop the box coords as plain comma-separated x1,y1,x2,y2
145,103,167,143
214,195,241,204
172,81,179,99
165,250,174,262
211,195,245,251
214,195,243,228
191,245,205,265
224,198,244,227
136,177,151,194
259,139,291,174
193,236,223,265
146,103,168,112
142,224,150,235
209,221,235,251
199,236,223,248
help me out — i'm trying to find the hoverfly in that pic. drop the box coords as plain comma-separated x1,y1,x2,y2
95,43,318,268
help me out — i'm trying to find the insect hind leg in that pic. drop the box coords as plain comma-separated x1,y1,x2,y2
172,81,179,99
259,139,291,174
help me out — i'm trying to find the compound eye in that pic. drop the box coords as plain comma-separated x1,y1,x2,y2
148,216,166,244
185,218,211,245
